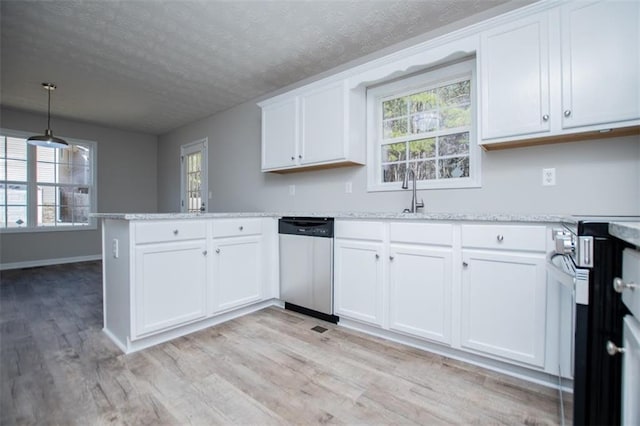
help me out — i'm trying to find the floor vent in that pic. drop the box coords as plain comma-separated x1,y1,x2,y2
311,325,328,334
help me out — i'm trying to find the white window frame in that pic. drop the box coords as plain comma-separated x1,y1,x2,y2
366,59,481,192
0,128,98,233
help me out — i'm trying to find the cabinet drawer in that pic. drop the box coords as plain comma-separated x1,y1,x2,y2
335,220,384,241
212,218,262,238
135,220,206,244
390,222,453,246
462,224,546,252
622,249,640,319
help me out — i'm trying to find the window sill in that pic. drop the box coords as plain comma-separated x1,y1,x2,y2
0,223,98,234
368,177,481,192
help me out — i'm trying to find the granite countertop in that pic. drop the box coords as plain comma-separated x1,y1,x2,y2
609,222,640,247
91,212,574,223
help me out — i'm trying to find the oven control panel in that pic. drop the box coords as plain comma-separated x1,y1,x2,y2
552,228,594,268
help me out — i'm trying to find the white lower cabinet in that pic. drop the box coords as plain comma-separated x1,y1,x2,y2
212,235,263,312
389,244,452,344
134,240,208,337
334,239,383,326
460,249,547,367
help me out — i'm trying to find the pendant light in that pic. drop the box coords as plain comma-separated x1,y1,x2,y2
26,82,68,149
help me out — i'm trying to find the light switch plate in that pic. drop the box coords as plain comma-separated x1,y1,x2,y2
345,181,352,193
289,185,295,196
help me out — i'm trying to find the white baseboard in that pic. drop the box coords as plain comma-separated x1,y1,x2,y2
0,254,102,271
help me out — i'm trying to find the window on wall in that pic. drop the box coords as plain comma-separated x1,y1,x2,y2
366,59,481,191
0,129,97,232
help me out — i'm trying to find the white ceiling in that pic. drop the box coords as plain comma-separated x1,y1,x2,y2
1,0,518,136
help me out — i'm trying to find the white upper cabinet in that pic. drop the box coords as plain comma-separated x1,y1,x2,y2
560,1,640,129
480,13,550,140
259,80,365,172
261,97,299,170
479,1,640,147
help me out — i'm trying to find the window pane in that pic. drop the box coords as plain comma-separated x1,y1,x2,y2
59,187,90,224
439,156,469,179
6,137,27,160
409,138,436,159
7,205,27,227
382,98,407,119
36,146,56,162
413,160,437,180
410,112,439,134
37,161,56,183
409,91,437,113
382,142,406,162
6,159,27,181
7,183,27,204
383,118,408,138
438,133,470,156
441,105,471,129
438,81,471,106
382,162,406,183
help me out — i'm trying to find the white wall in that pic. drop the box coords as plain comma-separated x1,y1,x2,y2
1,108,158,266
158,100,640,216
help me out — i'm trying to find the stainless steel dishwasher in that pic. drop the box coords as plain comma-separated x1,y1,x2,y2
279,217,338,323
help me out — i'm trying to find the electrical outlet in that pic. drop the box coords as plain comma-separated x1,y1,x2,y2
112,238,119,258
542,168,556,186
345,181,352,193
289,184,296,196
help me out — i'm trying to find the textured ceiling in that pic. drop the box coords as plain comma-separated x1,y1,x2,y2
1,0,515,136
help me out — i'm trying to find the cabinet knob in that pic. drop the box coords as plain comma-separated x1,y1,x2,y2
375,253,380,260
613,277,638,293
173,229,179,235
298,155,302,159
564,109,572,117
542,114,549,121
202,250,208,256
215,248,220,254
462,261,468,268
291,156,295,161
496,235,504,242
389,255,394,261
239,226,243,231
606,340,625,356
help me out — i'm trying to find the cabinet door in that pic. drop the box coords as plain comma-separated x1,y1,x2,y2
461,250,547,367
561,1,640,128
261,97,298,170
300,81,346,165
334,239,383,326
213,236,262,312
134,241,208,337
389,245,452,344
622,315,640,426
480,13,550,140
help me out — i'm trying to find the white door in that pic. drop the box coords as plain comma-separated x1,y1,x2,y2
334,239,383,325
461,250,547,366
261,98,298,170
213,236,262,312
134,241,208,337
181,139,208,213
480,12,550,140
300,81,345,165
388,244,452,344
561,1,640,128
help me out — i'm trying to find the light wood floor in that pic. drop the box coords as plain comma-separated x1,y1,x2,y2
1,261,567,425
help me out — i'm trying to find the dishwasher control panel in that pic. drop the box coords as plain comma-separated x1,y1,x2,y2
279,217,334,238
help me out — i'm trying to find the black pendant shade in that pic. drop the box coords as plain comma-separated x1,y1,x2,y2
27,83,68,149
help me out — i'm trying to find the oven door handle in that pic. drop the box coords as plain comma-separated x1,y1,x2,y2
547,253,576,290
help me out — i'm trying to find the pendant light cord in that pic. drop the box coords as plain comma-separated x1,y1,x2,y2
47,86,52,130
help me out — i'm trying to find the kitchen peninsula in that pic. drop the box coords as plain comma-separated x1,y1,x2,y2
95,211,573,390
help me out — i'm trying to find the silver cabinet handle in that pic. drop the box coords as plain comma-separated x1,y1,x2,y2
215,248,220,254
202,250,207,256
564,110,572,117
542,114,549,121
497,235,504,242
606,340,625,356
173,229,179,235
613,277,638,293
239,226,243,231
462,261,468,268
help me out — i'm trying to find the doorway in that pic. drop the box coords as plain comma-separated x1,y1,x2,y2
180,138,208,213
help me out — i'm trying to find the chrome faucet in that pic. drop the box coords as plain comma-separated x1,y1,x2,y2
402,168,424,213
